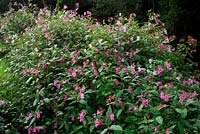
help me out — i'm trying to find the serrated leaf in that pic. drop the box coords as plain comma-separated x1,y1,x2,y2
156,116,163,125
100,128,108,134
109,125,122,131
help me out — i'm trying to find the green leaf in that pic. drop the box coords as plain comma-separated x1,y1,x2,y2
26,77,32,84
109,125,122,131
117,109,123,119
106,106,112,117
33,98,39,106
29,117,36,126
100,128,108,134
79,100,87,105
90,125,94,133
175,108,187,119
156,116,163,125
44,98,50,104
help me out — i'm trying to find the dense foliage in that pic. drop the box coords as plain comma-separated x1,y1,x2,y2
0,5,199,134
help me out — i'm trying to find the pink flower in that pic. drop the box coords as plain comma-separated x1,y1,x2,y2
79,112,86,122
71,71,77,78
97,109,104,115
118,98,123,105
54,80,61,89
45,33,51,40
160,91,169,102
165,61,172,70
94,69,98,76
114,80,119,85
59,56,65,62
109,113,115,121
156,65,163,74
153,125,160,132
63,5,68,9
76,68,83,74
64,95,68,101
95,119,103,128
35,111,41,119
33,127,40,133
54,117,58,129
115,67,120,74
128,88,133,93
41,62,46,68
165,129,170,134
133,106,138,111
71,115,75,121
34,69,39,76
83,61,89,67
141,99,149,107
28,126,32,134
156,81,162,87
28,113,32,119
106,96,113,104
71,56,76,65
167,83,173,89
75,3,80,9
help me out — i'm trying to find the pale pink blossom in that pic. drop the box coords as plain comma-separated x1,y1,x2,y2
142,99,149,107
33,127,40,133
28,113,32,119
160,91,169,102
95,119,103,128
35,111,41,119
109,113,115,121
94,69,98,75
118,98,123,105
165,61,172,70
79,112,86,122
71,71,77,78
156,65,163,74
45,33,51,40
41,62,46,68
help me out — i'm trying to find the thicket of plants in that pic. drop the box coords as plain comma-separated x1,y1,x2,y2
0,4,200,134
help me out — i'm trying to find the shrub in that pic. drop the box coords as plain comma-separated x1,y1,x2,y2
3,7,200,134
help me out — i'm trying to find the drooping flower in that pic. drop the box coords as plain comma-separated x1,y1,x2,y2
79,112,86,122
109,113,115,121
